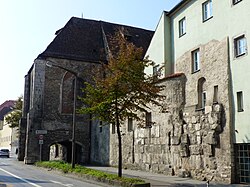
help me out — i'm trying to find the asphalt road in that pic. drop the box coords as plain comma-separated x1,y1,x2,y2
0,156,110,187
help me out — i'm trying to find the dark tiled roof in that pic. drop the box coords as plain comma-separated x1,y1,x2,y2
0,100,15,120
39,17,154,63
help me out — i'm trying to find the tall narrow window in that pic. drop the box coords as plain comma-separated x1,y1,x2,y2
234,35,247,57
128,117,133,132
202,91,207,108
237,91,244,112
153,64,160,80
192,49,200,73
179,17,186,37
61,72,75,114
213,85,218,103
203,0,213,21
111,123,116,134
197,77,206,109
99,121,103,133
145,112,152,128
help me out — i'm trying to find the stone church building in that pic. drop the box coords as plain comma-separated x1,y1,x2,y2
19,17,154,165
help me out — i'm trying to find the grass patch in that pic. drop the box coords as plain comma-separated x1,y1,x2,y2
35,161,145,185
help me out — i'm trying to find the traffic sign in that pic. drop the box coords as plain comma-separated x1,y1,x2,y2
36,130,47,135
39,135,44,140
39,140,43,144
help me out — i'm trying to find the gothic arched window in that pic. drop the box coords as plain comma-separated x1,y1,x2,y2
197,77,206,109
60,72,74,114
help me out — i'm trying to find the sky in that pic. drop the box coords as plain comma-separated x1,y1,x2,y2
0,0,181,104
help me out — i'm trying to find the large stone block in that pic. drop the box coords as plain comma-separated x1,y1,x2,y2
211,123,222,132
205,106,212,114
171,136,180,145
189,145,203,155
181,133,189,144
180,143,189,157
151,164,159,172
213,104,222,112
203,144,213,157
189,135,198,145
204,131,218,145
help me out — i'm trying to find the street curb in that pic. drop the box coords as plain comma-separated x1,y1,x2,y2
38,167,151,187
70,172,151,187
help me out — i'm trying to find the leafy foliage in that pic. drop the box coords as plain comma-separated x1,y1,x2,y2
79,31,164,125
5,96,23,128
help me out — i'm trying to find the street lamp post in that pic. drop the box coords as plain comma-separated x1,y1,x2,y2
46,60,77,168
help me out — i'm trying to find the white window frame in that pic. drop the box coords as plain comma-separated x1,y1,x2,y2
179,17,186,37
202,0,213,21
192,49,200,73
234,35,247,57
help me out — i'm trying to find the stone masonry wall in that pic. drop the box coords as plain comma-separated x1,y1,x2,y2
109,38,233,183
175,38,232,183
23,57,99,164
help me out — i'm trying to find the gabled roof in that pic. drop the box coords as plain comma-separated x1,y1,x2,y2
38,17,154,63
0,100,15,120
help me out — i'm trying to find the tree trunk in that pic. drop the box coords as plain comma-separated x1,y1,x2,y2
115,88,122,177
116,116,122,177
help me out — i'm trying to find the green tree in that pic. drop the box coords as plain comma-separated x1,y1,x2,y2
79,31,164,177
5,96,23,128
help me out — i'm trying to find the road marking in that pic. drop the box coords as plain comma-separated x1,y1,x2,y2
0,168,42,187
50,180,73,186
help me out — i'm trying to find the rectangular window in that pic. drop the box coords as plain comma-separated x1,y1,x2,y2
128,117,133,132
111,123,115,134
235,35,247,57
145,112,152,128
99,121,103,133
153,65,160,77
202,91,206,108
192,49,200,73
203,0,213,21
237,91,244,112
233,0,242,5
179,17,186,37
213,85,218,103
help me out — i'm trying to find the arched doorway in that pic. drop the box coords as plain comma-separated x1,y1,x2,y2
49,140,83,164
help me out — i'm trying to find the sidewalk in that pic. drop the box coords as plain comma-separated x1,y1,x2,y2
85,166,250,187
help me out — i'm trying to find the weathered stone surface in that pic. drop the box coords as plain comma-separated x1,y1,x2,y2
189,145,203,155
21,58,95,164
171,136,180,145
109,38,232,184
181,134,189,144
180,143,189,157
203,144,213,157
204,131,218,145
